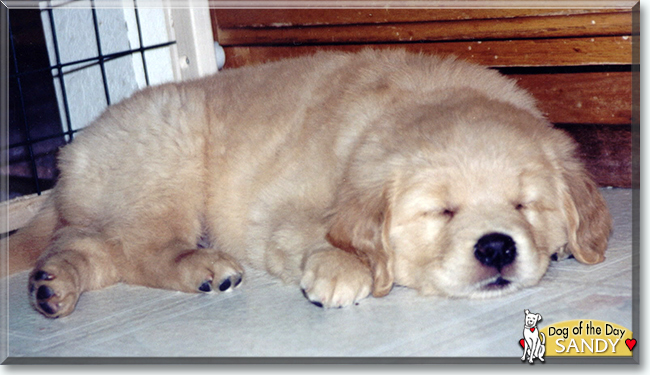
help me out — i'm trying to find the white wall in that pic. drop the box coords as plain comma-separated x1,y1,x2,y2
39,0,219,133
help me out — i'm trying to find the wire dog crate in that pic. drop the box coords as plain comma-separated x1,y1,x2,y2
2,0,221,233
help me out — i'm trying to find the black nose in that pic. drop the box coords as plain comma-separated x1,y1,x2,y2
474,232,517,270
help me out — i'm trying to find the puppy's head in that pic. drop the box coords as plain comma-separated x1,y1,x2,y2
327,95,612,299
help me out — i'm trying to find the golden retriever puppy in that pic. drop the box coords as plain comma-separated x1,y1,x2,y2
7,49,612,318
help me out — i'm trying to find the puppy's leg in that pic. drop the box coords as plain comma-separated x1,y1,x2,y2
29,227,120,318
300,246,372,308
123,240,244,294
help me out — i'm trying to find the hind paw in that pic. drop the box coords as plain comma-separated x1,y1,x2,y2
29,269,80,318
169,249,244,294
197,272,243,293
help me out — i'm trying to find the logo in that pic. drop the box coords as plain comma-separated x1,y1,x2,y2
520,309,546,364
542,320,634,356
518,313,636,360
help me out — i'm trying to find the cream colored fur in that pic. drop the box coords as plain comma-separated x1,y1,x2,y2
6,49,612,318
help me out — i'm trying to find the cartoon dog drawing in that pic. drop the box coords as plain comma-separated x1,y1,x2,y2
521,309,545,363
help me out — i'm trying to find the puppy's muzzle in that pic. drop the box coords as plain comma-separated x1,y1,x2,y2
474,232,517,271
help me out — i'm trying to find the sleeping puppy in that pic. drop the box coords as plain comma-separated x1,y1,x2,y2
7,49,612,318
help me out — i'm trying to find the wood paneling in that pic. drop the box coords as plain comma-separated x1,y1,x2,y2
215,12,632,48
222,36,632,69
558,124,631,188
213,9,629,29
511,71,632,125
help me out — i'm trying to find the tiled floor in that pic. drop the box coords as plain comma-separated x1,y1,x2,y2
1,188,635,362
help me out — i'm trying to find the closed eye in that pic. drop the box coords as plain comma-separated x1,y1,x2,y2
420,208,456,220
515,200,535,211
442,209,456,218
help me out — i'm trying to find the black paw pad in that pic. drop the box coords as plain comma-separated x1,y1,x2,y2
34,271,54,281
36,285,55,300
38,301,58,316
301,289,323,308
218,278,232,291
34,285,59,317
198,281,212,292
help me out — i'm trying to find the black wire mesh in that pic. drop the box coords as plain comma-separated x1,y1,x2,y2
5,1,177,201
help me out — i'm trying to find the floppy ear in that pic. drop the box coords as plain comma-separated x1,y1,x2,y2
326,184,394,298
559,157,612,264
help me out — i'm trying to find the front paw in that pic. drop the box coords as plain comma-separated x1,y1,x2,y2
29,269,80,318
172,249,244,294
300,249,372,308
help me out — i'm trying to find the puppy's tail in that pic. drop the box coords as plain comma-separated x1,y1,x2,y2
540,332,546,345
2,194,58,278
